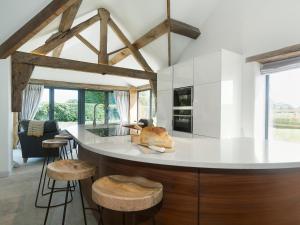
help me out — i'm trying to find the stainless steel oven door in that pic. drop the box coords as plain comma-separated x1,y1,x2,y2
173,87,193,107
173,109,193,133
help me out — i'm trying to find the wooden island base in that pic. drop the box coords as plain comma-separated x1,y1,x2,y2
79,146,300,225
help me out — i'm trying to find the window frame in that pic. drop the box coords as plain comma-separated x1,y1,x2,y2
265,75,270,140
38,86,126,126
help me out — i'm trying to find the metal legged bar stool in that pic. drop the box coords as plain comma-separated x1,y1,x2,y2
43,160,98,225
35,139,72,208
55,134,76,159
92,175,163,225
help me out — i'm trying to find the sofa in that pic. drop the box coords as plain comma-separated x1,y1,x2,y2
18,120,60,163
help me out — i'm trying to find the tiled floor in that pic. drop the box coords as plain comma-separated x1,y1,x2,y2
0,150,98,225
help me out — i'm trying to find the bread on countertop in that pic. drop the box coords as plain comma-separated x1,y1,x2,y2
140,127,173,149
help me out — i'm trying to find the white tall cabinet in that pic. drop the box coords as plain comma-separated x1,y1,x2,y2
193,50,242,138
157,49,243,139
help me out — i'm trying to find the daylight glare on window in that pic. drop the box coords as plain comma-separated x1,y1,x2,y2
268,68,300,142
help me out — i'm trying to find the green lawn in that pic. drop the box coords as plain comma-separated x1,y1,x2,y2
272,128,300,142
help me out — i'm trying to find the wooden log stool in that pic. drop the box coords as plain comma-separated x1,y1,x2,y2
43,160,98,225
55,133,76,159
35,139,70,208
92,175,163,225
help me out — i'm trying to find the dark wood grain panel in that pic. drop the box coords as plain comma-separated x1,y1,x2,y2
199,170,300,225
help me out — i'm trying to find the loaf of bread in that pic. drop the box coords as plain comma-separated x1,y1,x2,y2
140,127,173,149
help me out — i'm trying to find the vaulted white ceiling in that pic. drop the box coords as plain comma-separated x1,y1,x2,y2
2,0,221,87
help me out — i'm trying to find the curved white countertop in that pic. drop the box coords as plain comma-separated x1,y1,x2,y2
66,125,300,170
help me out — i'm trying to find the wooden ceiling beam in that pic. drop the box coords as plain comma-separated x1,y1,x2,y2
53,0,82,57
12,51,157,81
246,44,300,64
169,19,201,39
109,20,169,65
108,18,153,72
11,62,35,112
167,0,171,66
75,34,99,55
108,47,127,56
0,0,78,59
29,79,130,91
98,8,110,64
32,14,100,55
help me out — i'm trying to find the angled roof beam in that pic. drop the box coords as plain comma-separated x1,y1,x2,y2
169,19,201,39
32,14,100,55
108,18,153,72
75,34,99,55
109,19,200,66
12,51,157,81
0,0,78,59
52,0,82,57
109,20,169,65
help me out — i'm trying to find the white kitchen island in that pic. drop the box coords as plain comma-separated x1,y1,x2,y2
67,125,300,225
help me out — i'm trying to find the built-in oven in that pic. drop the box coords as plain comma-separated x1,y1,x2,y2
173,86,193,108
173,109,193,133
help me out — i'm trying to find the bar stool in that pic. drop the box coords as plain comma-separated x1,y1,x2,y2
35,139,70,208
55,133,76,159
43,159,98,225
92,175,163,225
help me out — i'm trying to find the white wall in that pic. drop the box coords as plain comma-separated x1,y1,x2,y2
0,58,12,177
178,0,300,138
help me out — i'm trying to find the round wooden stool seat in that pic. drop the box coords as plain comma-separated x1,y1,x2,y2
92,175,163,212
47,160,96,181
42,139,68,149
55,134,73,140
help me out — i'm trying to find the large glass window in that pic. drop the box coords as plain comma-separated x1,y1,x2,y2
34,88,50,121
34,87,125,127
85,90,105,125
54,89,78,128
266,69,300,142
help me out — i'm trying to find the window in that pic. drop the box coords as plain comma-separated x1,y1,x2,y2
266,68,300,142
54,89,78,128
138,90,151,120
34,88,50,121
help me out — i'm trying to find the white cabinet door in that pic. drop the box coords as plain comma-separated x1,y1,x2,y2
193,83,221,138
173,59,193,88
157,67,173,91
157,90,173,134
194,52,221,86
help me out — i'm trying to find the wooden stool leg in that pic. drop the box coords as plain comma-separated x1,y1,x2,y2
62,181,70,225
43,180,56,225
79,181,88,225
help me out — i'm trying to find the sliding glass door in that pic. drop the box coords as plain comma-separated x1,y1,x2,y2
34,87,123,127
54,89,78,128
